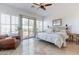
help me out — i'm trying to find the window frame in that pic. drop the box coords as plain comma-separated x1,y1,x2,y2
0,13,19,35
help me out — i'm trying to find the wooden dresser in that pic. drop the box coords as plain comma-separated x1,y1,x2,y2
68,33,79,44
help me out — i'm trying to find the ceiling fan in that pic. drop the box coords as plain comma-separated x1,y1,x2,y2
32,3,52,10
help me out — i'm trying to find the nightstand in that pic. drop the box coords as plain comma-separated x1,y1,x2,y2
75,34,79,44
67,33,79,44
68,33,74,42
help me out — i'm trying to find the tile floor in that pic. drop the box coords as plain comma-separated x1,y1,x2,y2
0,38,79,55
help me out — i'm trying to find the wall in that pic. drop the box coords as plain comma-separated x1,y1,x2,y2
44,15,79,33
44,19,52,31
62,15,79,33
44,3,79,34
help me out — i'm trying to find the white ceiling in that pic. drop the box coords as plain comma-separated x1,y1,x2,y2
2,3,79,18
4,3,54,17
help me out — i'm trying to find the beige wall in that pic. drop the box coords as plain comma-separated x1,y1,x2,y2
44,3,79,34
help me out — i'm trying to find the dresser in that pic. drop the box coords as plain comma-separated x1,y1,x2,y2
68,33,79,44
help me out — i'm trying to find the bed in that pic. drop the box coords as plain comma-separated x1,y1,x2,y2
37,26,69,48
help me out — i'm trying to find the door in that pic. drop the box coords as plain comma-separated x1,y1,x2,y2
22,18,34,39
28,19,34,37
22,18,29,39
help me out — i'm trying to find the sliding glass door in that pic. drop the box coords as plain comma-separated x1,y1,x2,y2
29,19,34,37
36,20,43,33
22,18,34,39
22,18,29,39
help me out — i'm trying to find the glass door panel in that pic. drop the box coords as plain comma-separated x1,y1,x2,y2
29,19,34,37
36,20,42,33
22,18,29,39
22,18,35,39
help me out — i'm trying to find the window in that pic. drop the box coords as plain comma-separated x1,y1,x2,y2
1,14,10,34
11,16,19,34
36,20,43,32
0,13,19,35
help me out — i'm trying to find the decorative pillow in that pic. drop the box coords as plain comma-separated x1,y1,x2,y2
53,26,65,32
5,36,12,40
46,28,53,33
53,26,60,32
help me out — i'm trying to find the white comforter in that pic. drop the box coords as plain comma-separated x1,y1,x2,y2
37,32,68,48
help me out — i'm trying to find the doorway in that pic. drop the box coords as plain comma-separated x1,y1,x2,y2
22,18,34,39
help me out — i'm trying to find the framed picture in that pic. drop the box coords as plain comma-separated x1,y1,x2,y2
52,19,62,26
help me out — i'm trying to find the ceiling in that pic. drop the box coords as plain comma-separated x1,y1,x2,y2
4,3,54,17
2,3,79,18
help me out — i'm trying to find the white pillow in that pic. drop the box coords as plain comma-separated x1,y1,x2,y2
46,28,52,33
53,26,65,32
57,30,67,35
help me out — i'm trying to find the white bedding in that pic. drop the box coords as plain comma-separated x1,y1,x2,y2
37,32,68,48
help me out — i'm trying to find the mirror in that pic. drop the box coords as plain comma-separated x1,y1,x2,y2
52,19,62,26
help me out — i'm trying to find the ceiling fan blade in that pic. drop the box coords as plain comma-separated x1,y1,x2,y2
33,3,40,6
45,4,52,6
40,6,46,10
